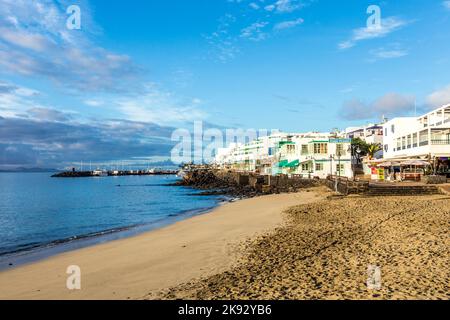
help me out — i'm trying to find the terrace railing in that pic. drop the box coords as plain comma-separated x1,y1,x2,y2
431,139,450,145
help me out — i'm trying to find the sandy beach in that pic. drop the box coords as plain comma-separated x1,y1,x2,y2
157,193,450,300
0,189,325,300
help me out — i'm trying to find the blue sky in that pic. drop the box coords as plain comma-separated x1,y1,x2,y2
1,0,450,168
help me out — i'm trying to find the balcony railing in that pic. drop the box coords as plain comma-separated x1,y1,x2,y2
431,139,450,145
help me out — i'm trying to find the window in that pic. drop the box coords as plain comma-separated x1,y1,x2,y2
384,144,389,152
391,125,395,134
385,128,388,136
336,164,345,174
419,130,429,146
407,135,412,148
301,163,309,172
336,144,345,156
301,144,309,155
315,163,324,171
286,144,295,154
314,143,328,154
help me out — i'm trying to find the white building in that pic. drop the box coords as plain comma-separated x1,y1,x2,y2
215,132,353,179
215,133,288,173
382,104,450,162
345,123,384,145
273,133,353,179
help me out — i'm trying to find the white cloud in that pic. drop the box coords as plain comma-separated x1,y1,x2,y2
27,107,72,122
116,83,208,125
84,99,104,107
339,17,410,50
206,0,312,63
369,46,409,61
274,18,304,31
340,86,356,94
0,81,43,117
426,85,450,108
340,93,415,120
249,2,260,10
240,22,269,41
204,14,240,63
0,28,53,52
0,0,140,93
265,0,304,13
443,1,450,10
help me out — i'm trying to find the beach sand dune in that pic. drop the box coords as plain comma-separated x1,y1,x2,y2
156,194,449,300
0,189,325,300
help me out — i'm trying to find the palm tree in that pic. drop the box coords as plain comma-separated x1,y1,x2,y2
367,143,382,160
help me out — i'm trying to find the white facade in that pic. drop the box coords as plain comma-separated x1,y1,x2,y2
215,132,353,179
215,133,288,173
274,133,352,179
345,124,384,145
382,104,450,160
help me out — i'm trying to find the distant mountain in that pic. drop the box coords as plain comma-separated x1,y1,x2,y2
0,167,58,173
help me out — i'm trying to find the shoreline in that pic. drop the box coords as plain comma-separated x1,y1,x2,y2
0,174,234,272
0,188,325,300
0,204,221,272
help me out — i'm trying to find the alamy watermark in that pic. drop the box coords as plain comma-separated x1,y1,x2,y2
367,5,382,29
66,265,81,290
367,265,382,290
170,121,279,164
66,5,81,30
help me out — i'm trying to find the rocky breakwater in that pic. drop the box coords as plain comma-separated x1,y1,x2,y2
176,168,320,198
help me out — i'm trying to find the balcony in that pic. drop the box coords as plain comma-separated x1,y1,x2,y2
431,139,450,145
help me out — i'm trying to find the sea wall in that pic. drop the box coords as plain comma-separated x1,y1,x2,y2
325,176,370,195
423,175,447,185
179,168,319,197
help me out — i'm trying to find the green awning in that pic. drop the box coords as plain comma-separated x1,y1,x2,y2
278,159,300,168
278,141,295,148
285,160,300,168
278,160,289,167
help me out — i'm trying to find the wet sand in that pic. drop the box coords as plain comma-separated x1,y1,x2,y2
156,194,449,300
0,189,325,300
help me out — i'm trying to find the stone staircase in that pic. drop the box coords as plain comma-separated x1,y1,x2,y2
366,185,442,196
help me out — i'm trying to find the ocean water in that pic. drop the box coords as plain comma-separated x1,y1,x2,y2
0,173,223,269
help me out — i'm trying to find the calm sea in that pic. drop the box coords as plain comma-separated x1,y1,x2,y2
0,172,223,269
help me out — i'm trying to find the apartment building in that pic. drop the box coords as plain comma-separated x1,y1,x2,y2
273,133,352,179
215,132,353,179
215,133,288,174
345,124,384,145
382,104,450,163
